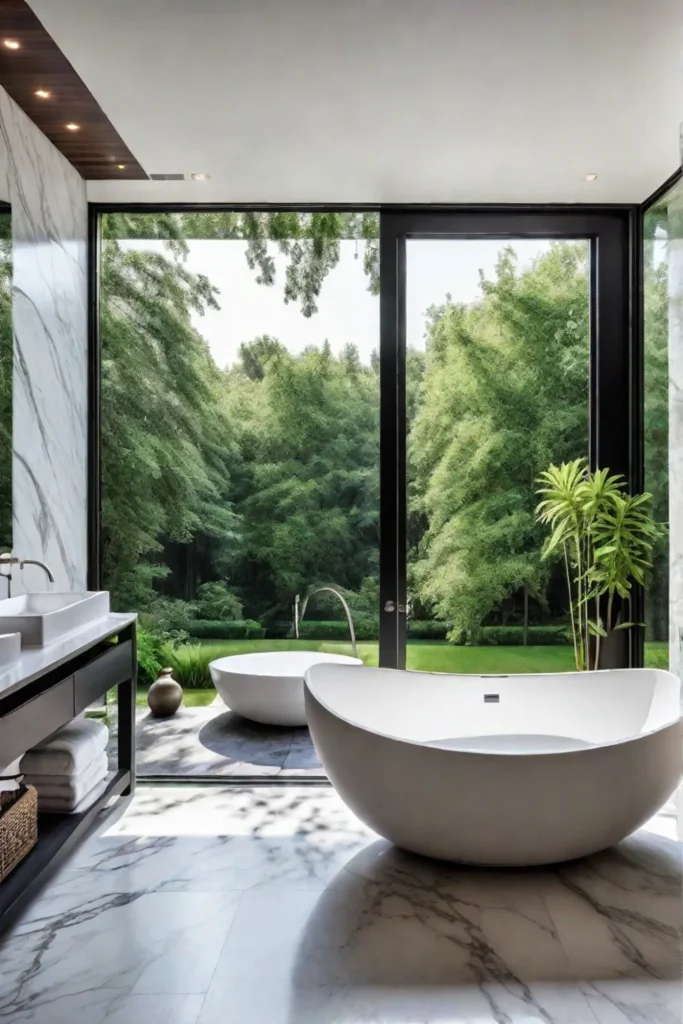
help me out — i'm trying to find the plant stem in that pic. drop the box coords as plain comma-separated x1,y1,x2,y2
574,530,585,670
583,532,590,670
564,544,580,670
594,594,600,670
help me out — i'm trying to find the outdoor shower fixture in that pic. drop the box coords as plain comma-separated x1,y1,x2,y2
295,586,358,659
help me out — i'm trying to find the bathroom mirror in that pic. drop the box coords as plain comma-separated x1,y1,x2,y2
0,202,10,553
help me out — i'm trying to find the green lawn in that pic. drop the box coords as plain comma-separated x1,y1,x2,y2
136,687,215,707
137,639,668,704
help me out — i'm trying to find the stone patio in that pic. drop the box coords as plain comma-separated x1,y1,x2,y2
134,703,325,777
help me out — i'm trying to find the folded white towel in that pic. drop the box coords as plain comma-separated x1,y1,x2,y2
26,752,108,802
20,718,108,777
39,776,109,815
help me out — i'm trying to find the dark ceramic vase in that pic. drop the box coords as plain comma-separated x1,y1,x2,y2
147,667,183,717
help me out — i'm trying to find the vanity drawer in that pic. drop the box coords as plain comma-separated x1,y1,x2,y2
73,641,132,714
0,677,74,766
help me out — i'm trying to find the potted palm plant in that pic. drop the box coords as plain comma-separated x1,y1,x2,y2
535,458,664,671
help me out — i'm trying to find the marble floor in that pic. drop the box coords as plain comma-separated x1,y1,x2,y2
0,784,680,1024
134,705,325,777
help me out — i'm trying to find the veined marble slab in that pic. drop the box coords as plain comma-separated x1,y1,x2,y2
0,784,679,1024
0,85,87,594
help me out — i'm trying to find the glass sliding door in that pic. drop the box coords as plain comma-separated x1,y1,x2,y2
379,211,634,673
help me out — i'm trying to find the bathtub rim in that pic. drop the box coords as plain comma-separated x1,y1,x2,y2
304,664,683,757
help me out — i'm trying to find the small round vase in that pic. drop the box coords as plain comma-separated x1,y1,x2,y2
147,667,183,717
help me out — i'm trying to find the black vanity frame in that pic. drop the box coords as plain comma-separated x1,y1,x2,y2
87,191,672,677
0,619,137,930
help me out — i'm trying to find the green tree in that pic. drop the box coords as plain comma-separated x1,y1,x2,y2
642,237,669,640
410,243,589,637
225,341,379,623
103,211,379,317
100,239,241,610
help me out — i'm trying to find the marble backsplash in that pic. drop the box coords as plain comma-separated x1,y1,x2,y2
0,85,87,593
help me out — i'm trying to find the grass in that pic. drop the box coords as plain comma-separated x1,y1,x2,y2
136,687,215,707
150,638,669,692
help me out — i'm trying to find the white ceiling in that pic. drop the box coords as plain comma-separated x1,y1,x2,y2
27,0,683,204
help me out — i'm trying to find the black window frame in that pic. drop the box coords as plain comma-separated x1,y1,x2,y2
89,202,642,672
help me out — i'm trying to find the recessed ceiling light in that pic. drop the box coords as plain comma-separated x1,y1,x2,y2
190,172,210,181
65,122,80,131
585,172,598,181
3,39,20,50
117,164,126,170
34,89,51,99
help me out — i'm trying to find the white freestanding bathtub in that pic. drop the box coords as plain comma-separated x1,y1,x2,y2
209,651,362,726
304,664,682,866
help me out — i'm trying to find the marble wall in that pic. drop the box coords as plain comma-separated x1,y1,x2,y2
0,85,87,593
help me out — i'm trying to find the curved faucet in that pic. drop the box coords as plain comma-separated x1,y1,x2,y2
295,586,358,659
0,554,55,597
19,559,55,583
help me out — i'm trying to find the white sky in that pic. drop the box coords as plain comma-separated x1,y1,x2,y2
121,238,551,366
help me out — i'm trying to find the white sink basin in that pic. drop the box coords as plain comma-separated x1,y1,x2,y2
0,592,110,647
0,631,20,668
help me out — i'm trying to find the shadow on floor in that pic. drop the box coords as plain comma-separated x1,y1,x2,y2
286,831,682,1022
133,704,324,776
199,711,300,767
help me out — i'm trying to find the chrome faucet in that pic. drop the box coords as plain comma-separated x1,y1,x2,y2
295,586,358,658
0,554,55,597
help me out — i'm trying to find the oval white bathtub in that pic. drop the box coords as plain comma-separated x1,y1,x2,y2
209,651,362,726
304,664,682,866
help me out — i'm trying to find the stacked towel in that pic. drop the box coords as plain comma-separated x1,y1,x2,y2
20,718,110,814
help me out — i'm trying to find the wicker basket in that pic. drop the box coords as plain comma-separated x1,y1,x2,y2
0,784,38,883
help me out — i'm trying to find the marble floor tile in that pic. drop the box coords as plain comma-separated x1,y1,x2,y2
134,705,325,777
0,889,241,1021
48,786,373,896
542,828,682,1024
197,844,600,1023
0,784,680,1024
581,979,682,1024
0,991,204,1024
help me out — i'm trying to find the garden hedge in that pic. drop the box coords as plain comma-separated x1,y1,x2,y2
187,619,265,640
461,625,572,646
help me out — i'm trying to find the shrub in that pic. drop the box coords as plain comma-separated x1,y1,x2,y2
144,598,197,634
458,625,572,647
194,581,243,622
188,619,265,640
407,620,449,640
136,626,165,685
286,616,377,641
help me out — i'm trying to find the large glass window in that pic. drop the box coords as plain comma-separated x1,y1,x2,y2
643,180,681,672
405,239,589,673
100,211,379,775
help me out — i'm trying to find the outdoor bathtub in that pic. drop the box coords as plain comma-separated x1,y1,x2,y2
209,650,362,726
304,664,682,866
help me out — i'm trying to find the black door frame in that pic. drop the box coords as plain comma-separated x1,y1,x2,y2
89,203,640,671
378,207,638,669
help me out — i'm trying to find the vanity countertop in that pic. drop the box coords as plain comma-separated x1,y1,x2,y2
0,612,137,701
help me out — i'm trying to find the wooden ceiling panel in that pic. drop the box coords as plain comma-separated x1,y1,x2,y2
0,0,147,179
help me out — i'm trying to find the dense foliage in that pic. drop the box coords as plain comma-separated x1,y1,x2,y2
409,244,589,637
101,214,669,644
